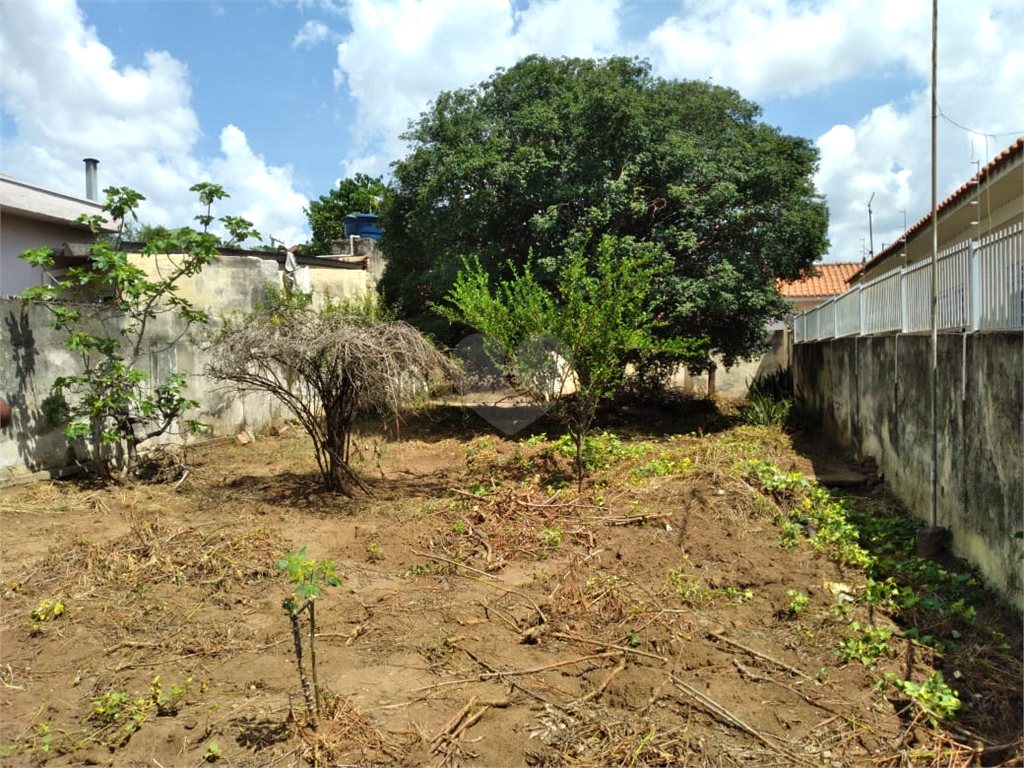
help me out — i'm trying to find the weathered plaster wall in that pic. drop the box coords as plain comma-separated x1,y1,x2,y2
0,298,277,483
126,253,370,314
0,253,373,484
303,266,369,304
793,333,1024,607
674,329,790,398
128,253,282,314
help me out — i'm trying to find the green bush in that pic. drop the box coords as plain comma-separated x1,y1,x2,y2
890,672,961,726
741,367,794,426
746,366,793,401
739,394,792,426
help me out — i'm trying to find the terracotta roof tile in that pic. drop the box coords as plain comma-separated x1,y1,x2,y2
777,262,861,298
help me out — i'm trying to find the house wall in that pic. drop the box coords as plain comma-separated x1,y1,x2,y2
675,293,837,399
128,252,281,313
0,213,98,296
673,329,790,398
858,161,1022,283
0,298,279,483
793,333,1024,608
0,252,374,484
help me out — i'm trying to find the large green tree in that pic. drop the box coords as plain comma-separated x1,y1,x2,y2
301,173,389,256
379,55,828,370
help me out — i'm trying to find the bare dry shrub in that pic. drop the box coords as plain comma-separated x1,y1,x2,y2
208,292,453,495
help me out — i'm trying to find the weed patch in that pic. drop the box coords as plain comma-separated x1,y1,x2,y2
743,456,1021,739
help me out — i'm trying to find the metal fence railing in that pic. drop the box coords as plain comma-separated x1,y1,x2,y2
793,222,1024,343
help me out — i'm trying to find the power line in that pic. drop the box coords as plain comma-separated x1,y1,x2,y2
936,103,1024,139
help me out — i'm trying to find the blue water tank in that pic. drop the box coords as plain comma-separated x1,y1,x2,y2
342,213,382,241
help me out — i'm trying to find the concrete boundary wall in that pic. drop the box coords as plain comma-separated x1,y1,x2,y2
0,256,303,484
794,333,1023,607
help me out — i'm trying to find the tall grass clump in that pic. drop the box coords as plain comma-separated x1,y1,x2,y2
740,367,793,426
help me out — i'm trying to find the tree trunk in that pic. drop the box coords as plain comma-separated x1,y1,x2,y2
575,431,584,492
309,601,322,719
91,421,112,482
288,606,318,728
326,452,353,496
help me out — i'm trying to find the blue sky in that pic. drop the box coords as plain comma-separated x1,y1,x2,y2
2,0,1022,260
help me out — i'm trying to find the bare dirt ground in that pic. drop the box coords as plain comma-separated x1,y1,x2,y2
1,402,1021,768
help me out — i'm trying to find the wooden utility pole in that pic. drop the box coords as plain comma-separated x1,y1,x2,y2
929,0,939,530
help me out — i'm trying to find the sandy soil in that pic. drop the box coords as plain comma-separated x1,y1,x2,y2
0,404,1020,767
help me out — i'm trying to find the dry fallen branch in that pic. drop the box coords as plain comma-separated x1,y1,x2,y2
432,697,480,747
409,651,620,693
671,674,812,766
456,572,548,626
572,655,627,705
430,697,491,765
708,631,813,680
411,549,501,581
552,631,667,662
574,511,673,526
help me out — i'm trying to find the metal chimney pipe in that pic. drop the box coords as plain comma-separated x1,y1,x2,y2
83,158,99,201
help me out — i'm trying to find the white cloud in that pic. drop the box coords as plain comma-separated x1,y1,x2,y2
331,0,1020,261
331,0,1019,260
646,0,921,100
207,126,310,246
333,0,622,176
8,0,1016,264
0,0,310,246
808,1,1023,261
294,0,347,15
292,20,340,49
641,0,1024,261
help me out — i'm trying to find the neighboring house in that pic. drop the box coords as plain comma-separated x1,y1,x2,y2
788,140,1023,606
0,168,376,312
1,169,383,485
795,137,1023,343
853,137,1023,284
777,263,861,313
0,172,116,296
676,263,859,397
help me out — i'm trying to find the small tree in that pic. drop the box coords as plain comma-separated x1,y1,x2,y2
441,235,702,489
276,547,341,728
207,291,452,495
19,184,259,481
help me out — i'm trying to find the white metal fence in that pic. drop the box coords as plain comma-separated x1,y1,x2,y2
793,222,1023,343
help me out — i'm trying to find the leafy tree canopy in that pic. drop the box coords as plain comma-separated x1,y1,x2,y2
300,173,389,256
379,55,829,369
121,221,172,244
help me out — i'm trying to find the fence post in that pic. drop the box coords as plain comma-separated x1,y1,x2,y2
969,240,981,331
899,266,907,333
856,284,862,336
